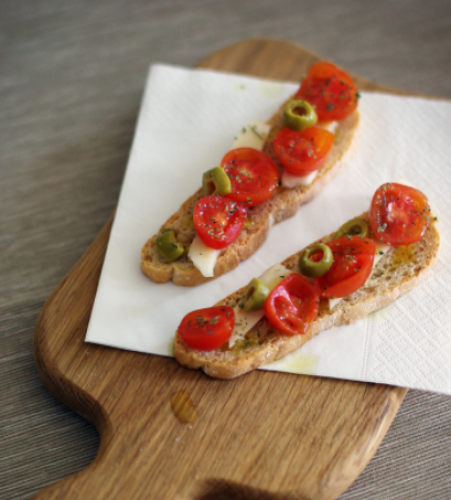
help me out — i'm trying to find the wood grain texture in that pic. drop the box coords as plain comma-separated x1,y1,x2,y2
2,2,451,499
33,39,408,500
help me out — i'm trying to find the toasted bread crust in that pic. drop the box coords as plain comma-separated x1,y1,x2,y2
141,96,360,286
173,213,440,379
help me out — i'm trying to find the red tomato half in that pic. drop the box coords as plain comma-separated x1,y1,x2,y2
264,274,319,336
273,126,334,176
178,306,235,351
295,62,359,121
369,183,431,246
193,195,247,250
221,148,279,206
316,236,376,299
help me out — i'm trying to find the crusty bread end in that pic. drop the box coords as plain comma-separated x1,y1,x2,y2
141,109,360,286
173,213,440,379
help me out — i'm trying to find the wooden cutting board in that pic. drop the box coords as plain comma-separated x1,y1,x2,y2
33,39,408,500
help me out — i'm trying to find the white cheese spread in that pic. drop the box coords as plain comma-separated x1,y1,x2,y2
228,264,292,347
188,235,220,278
281,169,318,188
231,120,271,151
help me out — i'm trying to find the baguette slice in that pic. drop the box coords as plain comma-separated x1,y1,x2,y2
141,95,360,286
173,212,440,379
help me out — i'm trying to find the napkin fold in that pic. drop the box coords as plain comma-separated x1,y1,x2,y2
86,64,451,395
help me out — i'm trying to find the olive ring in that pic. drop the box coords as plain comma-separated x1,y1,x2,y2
202,166,232,196
156,230,184,262
299,243,333,278
242,277,270,311
282,99,318,132
333,218,369,239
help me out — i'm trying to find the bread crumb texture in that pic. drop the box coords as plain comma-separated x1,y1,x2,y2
141,109,360,286
173,213,439,379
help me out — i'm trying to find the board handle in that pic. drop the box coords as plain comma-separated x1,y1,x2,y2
32,341,406,500
32,39,409,500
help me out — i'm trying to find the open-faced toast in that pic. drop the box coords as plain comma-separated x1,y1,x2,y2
141,63,360,286
174,184,439,379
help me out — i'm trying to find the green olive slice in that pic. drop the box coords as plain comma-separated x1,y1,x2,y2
242,278,270,311
202,166,232,196
333,218,369,239
299,243,333,278
282,99,318,131
156,230,184,262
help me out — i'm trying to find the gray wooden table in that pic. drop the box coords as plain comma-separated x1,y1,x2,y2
2,1,451,499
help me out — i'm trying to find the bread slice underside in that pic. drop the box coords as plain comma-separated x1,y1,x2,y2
173,213,440,379
141,100,360,286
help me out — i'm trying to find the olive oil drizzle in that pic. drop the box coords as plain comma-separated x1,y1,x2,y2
390,244,420,272
170,390,197,424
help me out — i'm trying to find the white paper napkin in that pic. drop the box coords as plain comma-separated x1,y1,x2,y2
86,64,451,395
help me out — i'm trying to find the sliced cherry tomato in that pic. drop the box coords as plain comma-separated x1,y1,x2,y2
273,126,334,176
178,306,235,351
316,236,376,299
193,195,247,250
369,183,431,246
295,62,359,122
221,148,279,206
264,274,319,336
